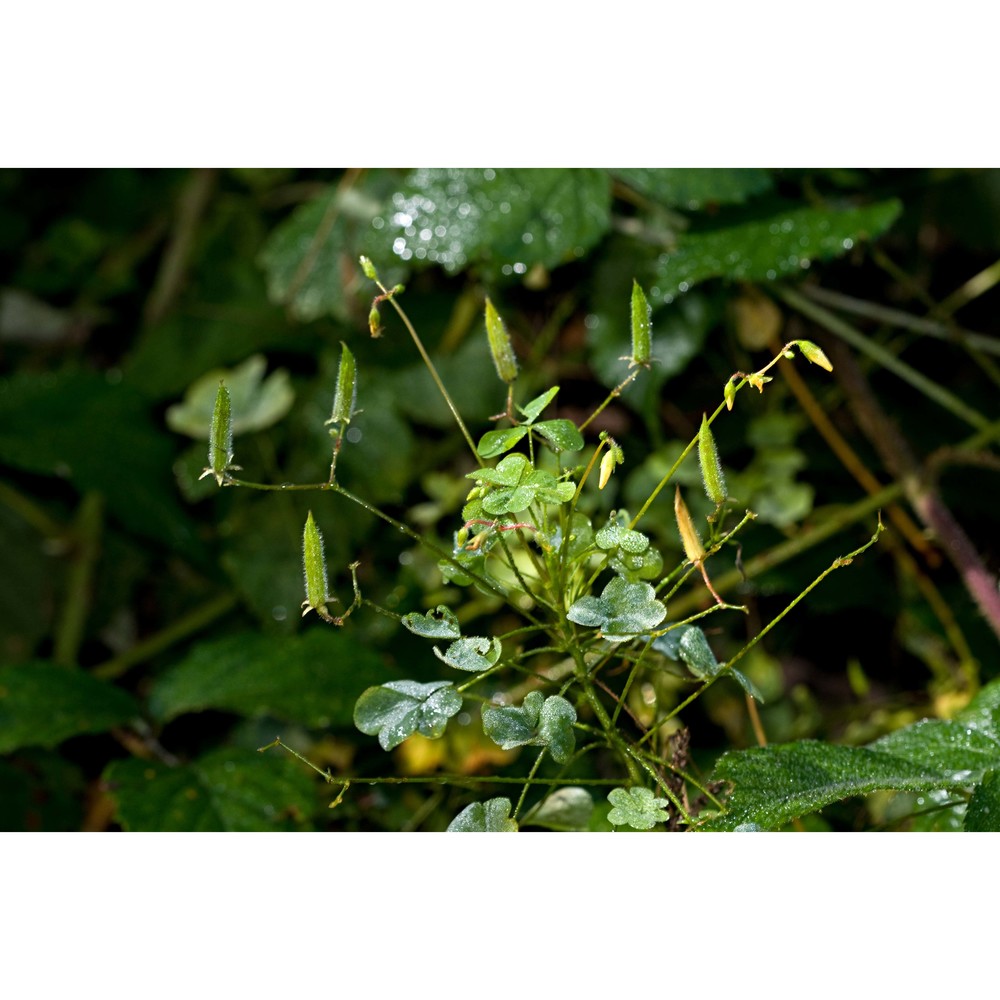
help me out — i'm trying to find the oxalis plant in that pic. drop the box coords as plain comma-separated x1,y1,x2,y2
200,255,995,833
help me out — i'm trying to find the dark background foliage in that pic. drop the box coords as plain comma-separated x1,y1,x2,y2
2,167,998,831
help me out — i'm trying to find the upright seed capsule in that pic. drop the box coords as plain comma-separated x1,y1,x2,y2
674,486,705,564
302,511,330,619
199,380,236,486
326,342,357,426
630,279,651,367
698,414,727,506
484,297,518,384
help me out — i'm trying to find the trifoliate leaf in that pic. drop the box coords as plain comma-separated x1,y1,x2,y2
354,680,462,751
533,419,584,454
481,692,577,763
566,576,666,642
607,786,670,830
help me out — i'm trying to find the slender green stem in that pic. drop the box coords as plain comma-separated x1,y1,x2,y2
93,591,239,681
578,368,643,432
54,492,103,667
258,737,338,783
0,479,64,537
513,748,548,820
378,283,483,464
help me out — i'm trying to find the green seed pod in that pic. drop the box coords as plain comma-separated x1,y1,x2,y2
484,297,518,384
630,279,651,367
326,342,357,426
794,339,833,372
359,255,378,281
200,380,235,486
674,486,705,564
368,306,382,338
302,510,330,619
698,414,727,506
724,377,737,412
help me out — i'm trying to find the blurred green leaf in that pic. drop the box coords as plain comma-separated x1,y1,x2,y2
104,748,316,831
0,750,85,831
653,199,902,300
354,680,462,750
566,576,666,642
0,504,56,662
257,187,355,322
366,168,612,277
165,355,294,438
148,630,389,728
447,796,518,832
607,786,670,830
614,168,774,210
0,370,197,554
522,787,594,831
0,663,139,754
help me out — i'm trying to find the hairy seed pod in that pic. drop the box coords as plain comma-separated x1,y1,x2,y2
359,255,378,281
630,279,652,367
326,342,357,425
201,380,234,486
368,306,382,338
794,339,833,372
698,414,727,505
302,511,329,618
674,486,705,564
599,449,616,490
484,297,518,384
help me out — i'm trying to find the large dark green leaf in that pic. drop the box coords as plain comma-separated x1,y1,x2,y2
104,748,316,831
365,168,612,277
0,663,139,754
614,168,774,210
652,199,902,301
965,771,1000,832
0,370,197,554
705,740,986,831
257,188,356,322
148,630,389,728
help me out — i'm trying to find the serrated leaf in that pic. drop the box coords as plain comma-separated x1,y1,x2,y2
148,630,389,728
0,663,139,754
104,748,315,831
447,796,518,832
354,680,462,751
533,419,584,453
367,168,612,278
869,720,1000,775
517,386,560,425
607,786,670,830
481,692,577,763
652,199,902,301
614,168,774,210
166,354,294,438
522,787,594,831
433,636,502,673
476,426,528,459
401,605,461,640
705,740,982,831
965,771,1000,832
566,576,666,642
